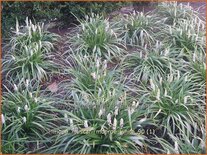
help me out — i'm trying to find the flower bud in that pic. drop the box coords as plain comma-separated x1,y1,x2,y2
84,120,89,128
91,72,97,80
98,108,103,118
14,84,18,92
164,48,169,56
177,70,180,80
120,118,124,128
164,89,167,97
168,74,173,83
114,107,119,116
184,75,188,82
98,88,102,97
140,51,143,58
24,105,29,112
69,119,73,127
103,60,107,70
25,79,29,88
135,101,139,108
132,101,136,107
112,118,117,130
34,97,38,103
17,107,21,113
96,59,100,68
159,77,163,84
144,44,147,50
155,41,159,49
131,108,135,114
184,96,189,104
81,23,85,31
193,53,196,62
64,113,68,123
1,114,5,124
169,63,172,73
23,117,27,123
107,113,112,125
150,79,155,91
29,92,32,98
174,141,179,153
156,89,160,101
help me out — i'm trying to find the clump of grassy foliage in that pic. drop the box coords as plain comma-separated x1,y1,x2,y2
67,14,126,60
3,18,60,81
42,91,152,153
2,79,61,153
156,2,201,25
116,11,162,47
9,18,59,52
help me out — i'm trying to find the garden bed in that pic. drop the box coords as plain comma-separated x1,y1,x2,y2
1,2,206,154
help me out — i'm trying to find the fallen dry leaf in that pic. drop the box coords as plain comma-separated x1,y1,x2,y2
47,81,58,93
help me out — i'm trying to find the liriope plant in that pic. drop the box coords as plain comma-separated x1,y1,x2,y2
135,73,205,134
156,2,202,25
9,17,59,53
152,124,206,154
3,17,60,82
115,11,162,47
186,52,206,103
61,53,123,100
2,79,61,153
3,42,56,81
121,44,175,82
67,13,126,60
160,17,206,56
41,89,153,154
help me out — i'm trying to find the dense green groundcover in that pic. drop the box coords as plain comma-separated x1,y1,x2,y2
2,2,206,154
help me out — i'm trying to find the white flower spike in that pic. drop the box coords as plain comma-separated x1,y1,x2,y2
14,84,18,92
156,89,160,101
84,120,89,128
98,108,103,118
112,118,117,130
69,119,74,127
17,107,21,113
91,72,97,80
114,107,119,116
24,105,29,112
29,92,33,98
64,113,68,123
120,118,124,128
25,79,29,88
150,79,156,91
34,97,38,103
23,117,27,123
107,113,112,125
1,114,5,124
